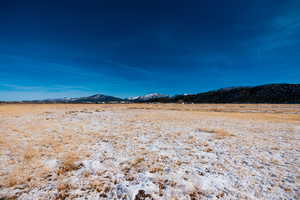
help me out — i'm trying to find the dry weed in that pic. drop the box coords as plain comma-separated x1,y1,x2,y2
23,145,39,161
197,128,234,139
57,152,80,175
56,182,71,200
5,166,30,187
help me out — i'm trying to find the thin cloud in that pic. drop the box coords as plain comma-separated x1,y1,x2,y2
0,84,42,90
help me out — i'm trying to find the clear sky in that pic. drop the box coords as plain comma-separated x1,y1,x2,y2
0,0,300,101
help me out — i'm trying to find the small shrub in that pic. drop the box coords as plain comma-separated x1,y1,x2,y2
57,152,80,175
197,128,234,139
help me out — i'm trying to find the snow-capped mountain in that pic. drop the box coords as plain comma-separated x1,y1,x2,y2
128,93,169,101
67,94,123,103
25,94,122,103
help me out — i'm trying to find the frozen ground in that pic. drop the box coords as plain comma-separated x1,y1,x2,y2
0,104,299,199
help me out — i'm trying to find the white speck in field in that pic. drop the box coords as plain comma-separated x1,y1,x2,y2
44,159,58,170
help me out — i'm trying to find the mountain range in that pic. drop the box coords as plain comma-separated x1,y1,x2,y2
127,93,169,102
2,83,300,104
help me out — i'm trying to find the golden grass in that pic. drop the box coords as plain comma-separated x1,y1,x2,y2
125,104,300,124
57,151,81,175
23,145,39,161
1,103,300,114
0,103,298,191
4,161,50,188
0,108,95,189
1,103,299,126
5,166,26,187
197,128,234,139
57,181,71,199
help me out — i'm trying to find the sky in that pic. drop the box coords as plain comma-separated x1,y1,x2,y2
0,0,300,101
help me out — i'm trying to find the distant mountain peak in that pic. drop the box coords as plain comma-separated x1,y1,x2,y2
23,93,123,103
89,94,106,98
75,94,122,102
128,93,169,101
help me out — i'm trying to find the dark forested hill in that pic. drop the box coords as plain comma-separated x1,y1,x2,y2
148,84,300,103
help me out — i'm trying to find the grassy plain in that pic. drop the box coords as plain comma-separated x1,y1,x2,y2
0,104,299,199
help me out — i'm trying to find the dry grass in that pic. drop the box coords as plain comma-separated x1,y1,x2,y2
124,103,300,114
125,104,300,124
197,128,234,139
1,103,299,126
89,180,111,195
0,103,299,199
57,152,81,175
0,105,95,191
23,145,39,161
1,103,300,114
57,181,71,200
4,161,50,188
5,166,27,187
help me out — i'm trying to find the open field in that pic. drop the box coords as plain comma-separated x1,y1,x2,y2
0,104,299,199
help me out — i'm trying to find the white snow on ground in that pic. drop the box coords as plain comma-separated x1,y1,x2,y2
0,105,299,199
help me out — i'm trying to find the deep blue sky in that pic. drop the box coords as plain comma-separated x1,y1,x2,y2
0,0,300,100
